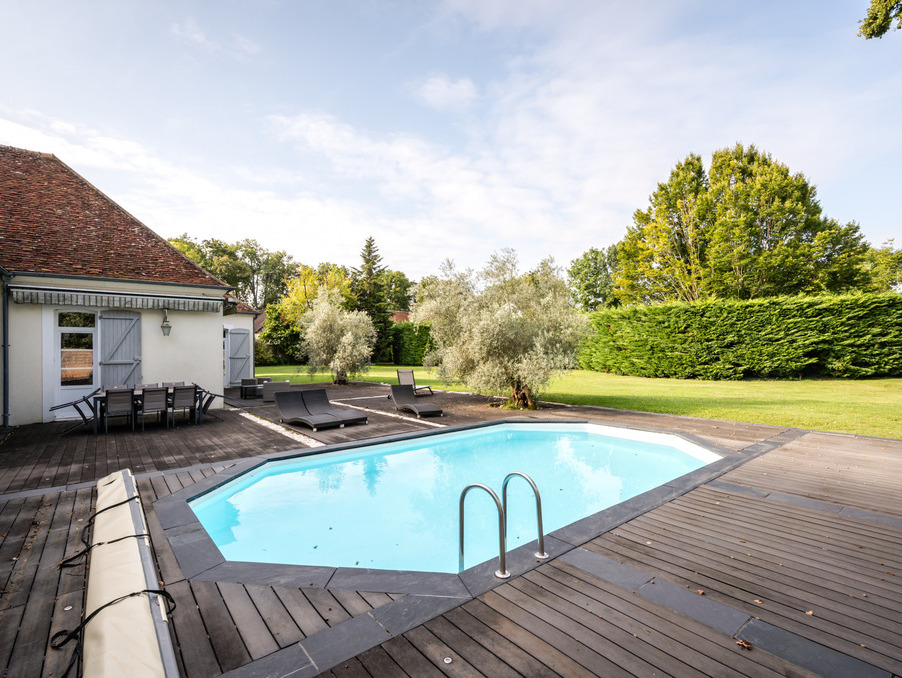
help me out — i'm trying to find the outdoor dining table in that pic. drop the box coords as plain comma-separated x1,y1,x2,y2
90,386,206,434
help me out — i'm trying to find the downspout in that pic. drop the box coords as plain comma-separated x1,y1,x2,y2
1,266,12,430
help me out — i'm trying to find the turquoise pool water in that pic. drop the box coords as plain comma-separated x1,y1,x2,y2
190,423,720,573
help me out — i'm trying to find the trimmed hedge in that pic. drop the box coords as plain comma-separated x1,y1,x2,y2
390,321,433,366
580,293,902,379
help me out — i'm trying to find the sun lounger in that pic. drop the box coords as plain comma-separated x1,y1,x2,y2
390,384,443,418
397,368,433,395
262,380,292,403
302,389,368,426
274,391,343,431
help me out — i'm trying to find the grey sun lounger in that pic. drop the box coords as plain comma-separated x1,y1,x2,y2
397,368,433,395
390,384,443,418
274,391,343,431
302,389,368,426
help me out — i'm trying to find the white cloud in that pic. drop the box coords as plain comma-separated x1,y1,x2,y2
231,34,261,56
170,17,215,51
170,17,260,60
411,75,478,111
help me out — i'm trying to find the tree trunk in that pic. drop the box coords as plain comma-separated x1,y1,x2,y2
510,380,536,409
333,368,348,385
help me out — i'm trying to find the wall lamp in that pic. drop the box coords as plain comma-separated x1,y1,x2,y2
161,308,172,336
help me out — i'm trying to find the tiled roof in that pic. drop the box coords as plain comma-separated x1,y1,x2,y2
0,145,227,288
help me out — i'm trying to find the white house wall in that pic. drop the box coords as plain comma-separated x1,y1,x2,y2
4,275,228,425
6,302,43,426
142,308,224,398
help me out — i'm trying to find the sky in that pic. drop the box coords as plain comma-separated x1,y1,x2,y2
1,0,900,280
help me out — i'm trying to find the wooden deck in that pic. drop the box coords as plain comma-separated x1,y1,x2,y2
1,382,900,677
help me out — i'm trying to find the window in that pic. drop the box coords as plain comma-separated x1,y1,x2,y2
59,312,96,386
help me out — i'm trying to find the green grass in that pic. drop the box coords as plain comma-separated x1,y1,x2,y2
255,364,902,439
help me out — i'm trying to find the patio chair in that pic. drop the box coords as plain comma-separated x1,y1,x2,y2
104,388,135,433
390,384,442,418
170,384,198,426
49,387,101,435
274,391,343,431
104,384,129,391
162,381,185,387
240,378,261,399
137,386,169,430
302,389,367,426
397,369,433,396
137,383,159,390
262,380,292,403
194,383,224,423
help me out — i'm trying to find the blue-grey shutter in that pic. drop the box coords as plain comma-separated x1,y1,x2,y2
228,329,251,384
99,311,142,387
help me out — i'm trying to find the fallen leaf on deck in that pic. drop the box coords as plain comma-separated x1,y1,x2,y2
753,599,763,605
805,610,814,616
736,639,753,651
696,589,705,595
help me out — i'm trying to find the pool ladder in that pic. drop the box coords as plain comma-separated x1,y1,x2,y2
459,472,549,578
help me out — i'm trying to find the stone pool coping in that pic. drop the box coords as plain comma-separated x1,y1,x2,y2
154,418,799,677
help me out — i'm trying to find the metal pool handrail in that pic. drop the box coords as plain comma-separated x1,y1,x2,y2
459,483,510,579
502,472,549,560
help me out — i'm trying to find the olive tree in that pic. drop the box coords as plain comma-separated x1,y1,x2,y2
300,287,376,384
413,249,587,409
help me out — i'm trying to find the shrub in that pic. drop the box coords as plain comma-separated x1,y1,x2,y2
390,322,433,365
580,293,902,379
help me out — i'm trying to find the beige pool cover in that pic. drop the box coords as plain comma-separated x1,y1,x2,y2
83,470,178,678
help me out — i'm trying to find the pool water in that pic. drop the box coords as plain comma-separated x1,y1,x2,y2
190,423,720,573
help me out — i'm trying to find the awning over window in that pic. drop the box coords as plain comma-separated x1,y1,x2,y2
8,285,224,313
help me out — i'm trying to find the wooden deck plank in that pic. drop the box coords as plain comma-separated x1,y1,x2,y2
303,588,353,627
43,588,84,678
442,605,559,678
355,645,408,678
402,625,487,677
217,581,280,660
462,596,598,678
244,584,305,648
379,635,445,678
322,657,374,678
587,514,902,674
330,589,375,618
167,579,222,678
494,580,686,677
422,615,522,678
272,586,330,638
546,559,816,678
190,580,252,672
632,503,902,620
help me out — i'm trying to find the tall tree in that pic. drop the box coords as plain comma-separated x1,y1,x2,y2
863,240,902,291
301,287,376,384
615,144,869,304
616,154,712,303
235,239,295,309
568,245,620,311
859,0,902,38
259,263,350,363
413,250,587,408
381,269,413,312
168,235,293,308
350,237,393,361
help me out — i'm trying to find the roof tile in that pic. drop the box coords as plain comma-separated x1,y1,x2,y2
0,145,227,288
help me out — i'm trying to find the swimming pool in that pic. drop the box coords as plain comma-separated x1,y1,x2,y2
190,422,720,574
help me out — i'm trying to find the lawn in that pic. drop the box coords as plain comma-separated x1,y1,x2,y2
255,364,902,439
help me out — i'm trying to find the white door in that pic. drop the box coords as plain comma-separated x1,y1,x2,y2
227,328,252,385
54,310,99,420
99,311,142,387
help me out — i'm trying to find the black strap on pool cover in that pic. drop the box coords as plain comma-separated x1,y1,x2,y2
50,588,176,678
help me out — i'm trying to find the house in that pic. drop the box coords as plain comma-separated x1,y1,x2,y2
0,145,256,426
